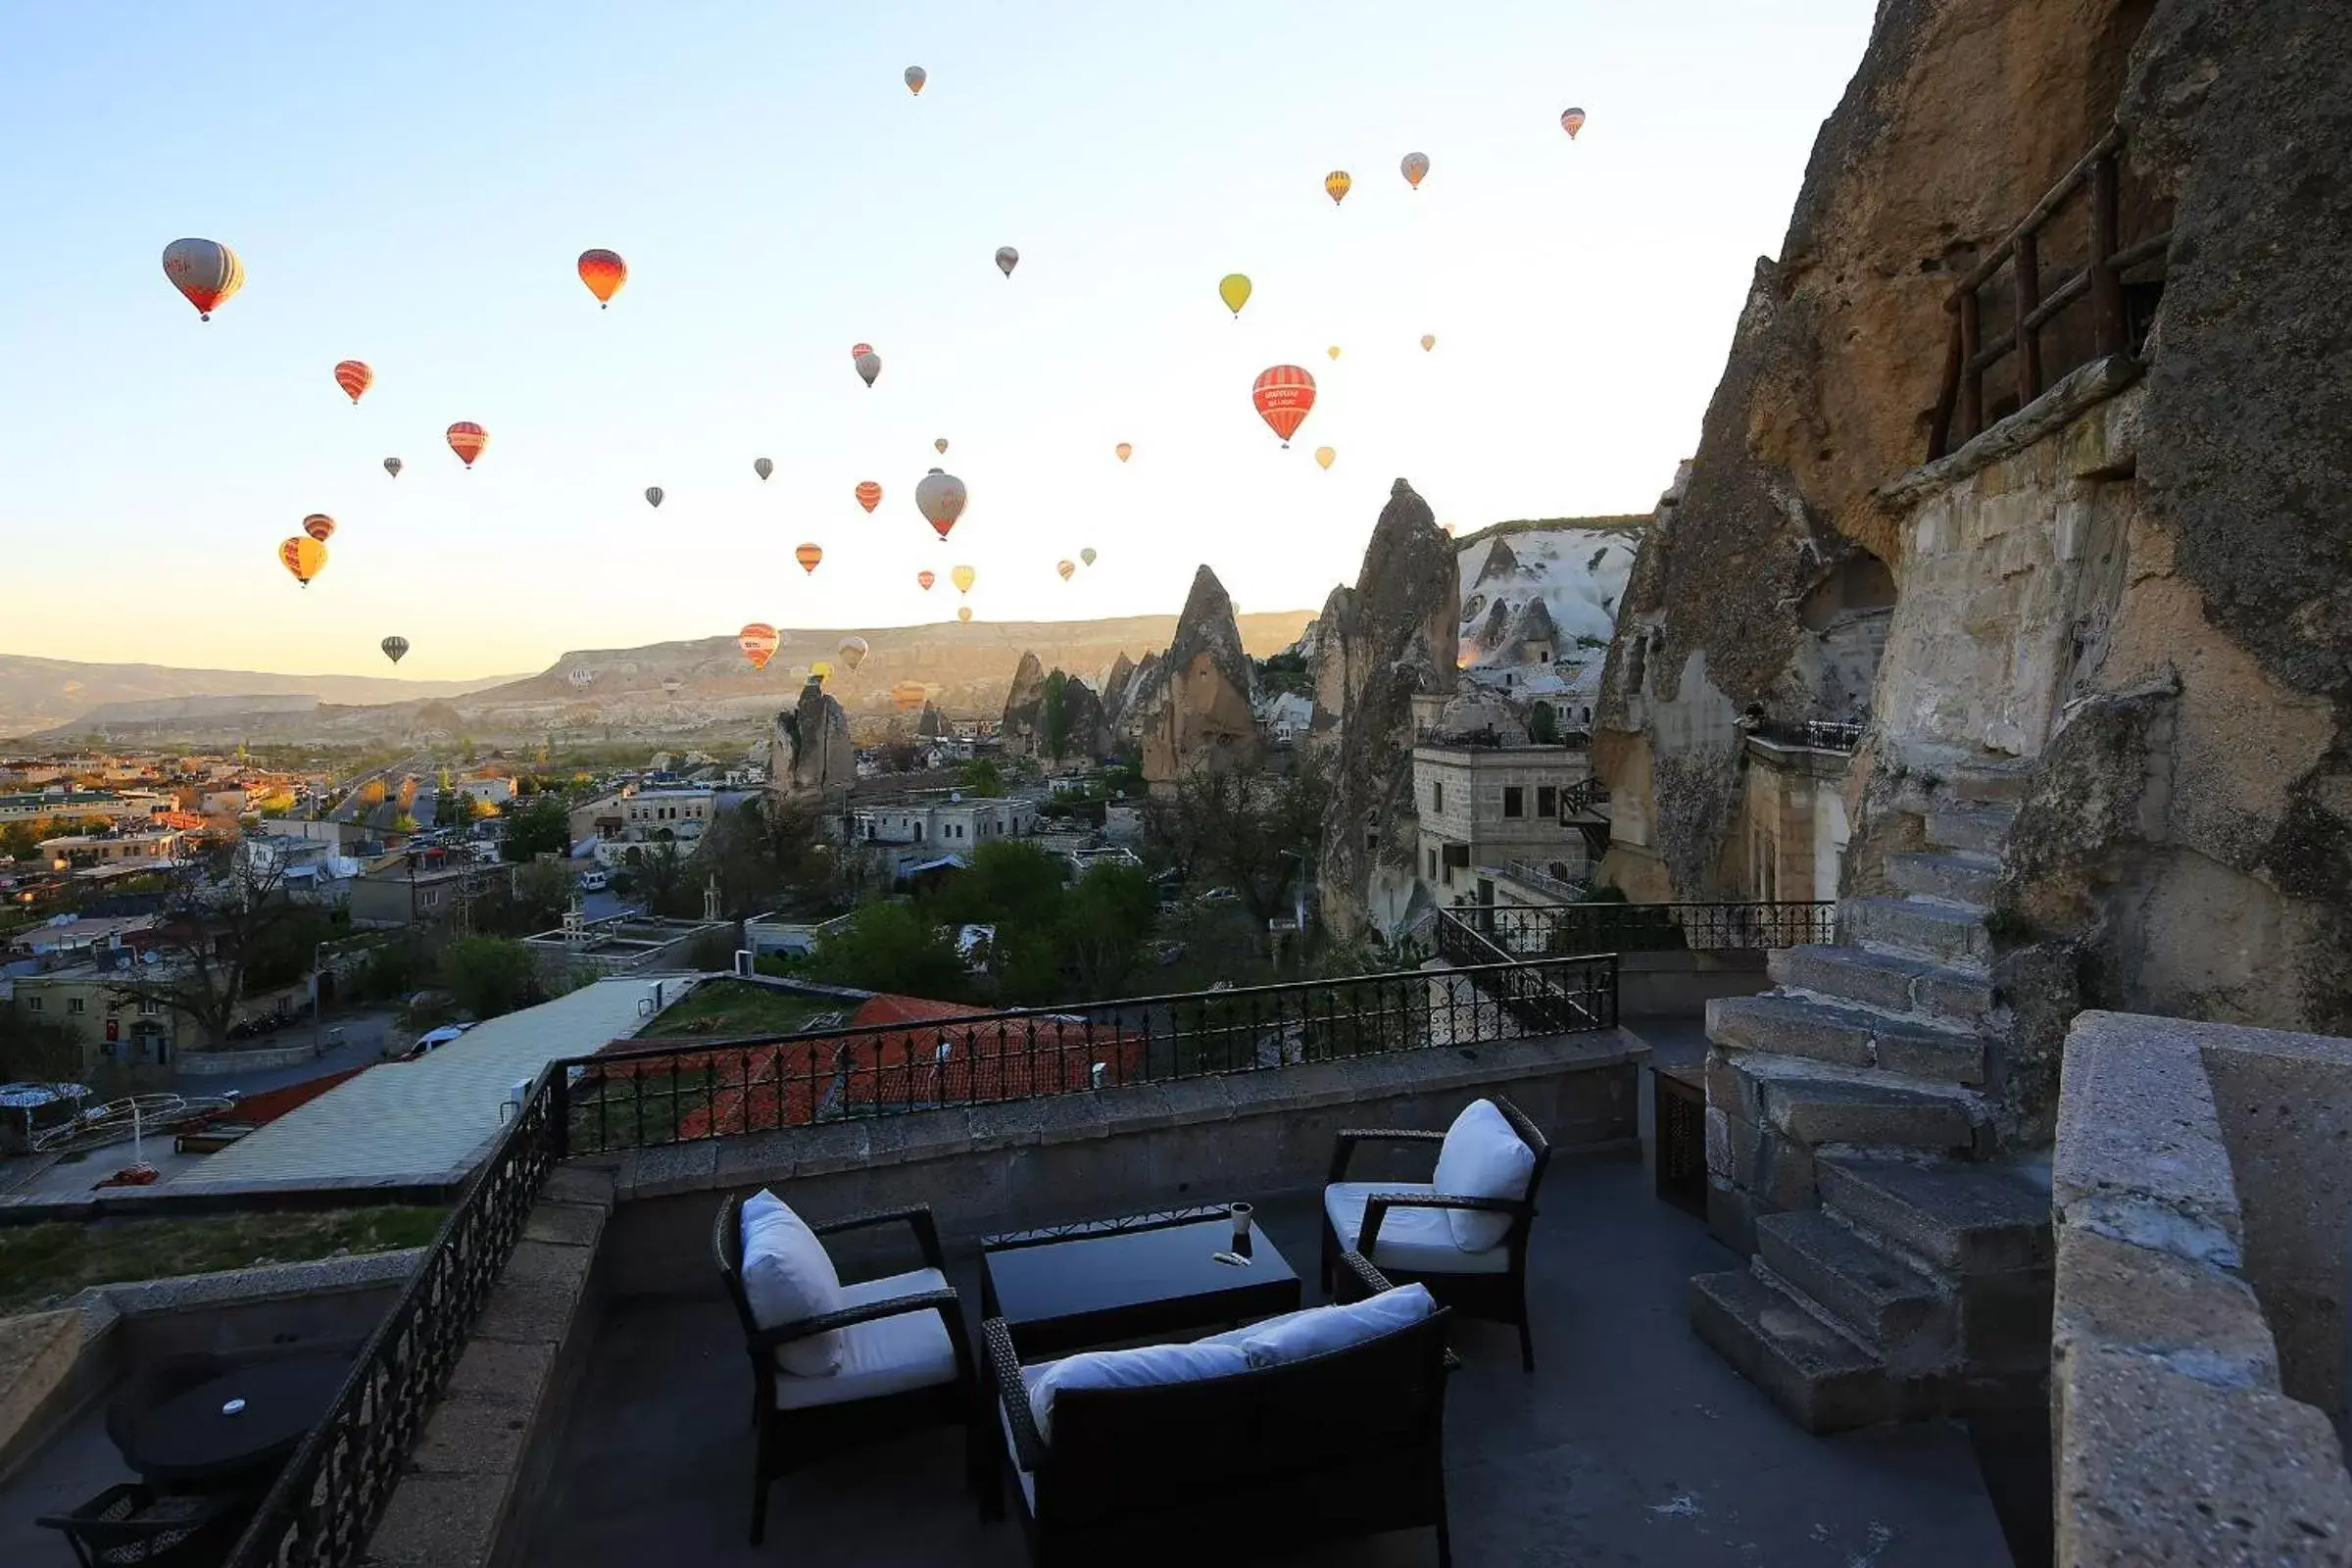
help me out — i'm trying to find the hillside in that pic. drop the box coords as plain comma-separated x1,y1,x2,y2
1456,523,1643,659
0,654,518,739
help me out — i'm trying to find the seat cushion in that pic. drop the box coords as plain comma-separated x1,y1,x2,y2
774,1266,958,1410
1200,1283,1438,1368
1017,1340,1253,1442
1324,1182,1509,1274
740,1192,847,1377
1432,1099,1537,1250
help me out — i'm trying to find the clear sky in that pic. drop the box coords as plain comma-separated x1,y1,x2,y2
0,1,1876,681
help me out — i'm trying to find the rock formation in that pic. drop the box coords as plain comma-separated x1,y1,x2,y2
769,676,855,802
999,651,1049,755
1127,566,1260,792
1002,653,1111,763
915,702,943,740
1313,479,1459,940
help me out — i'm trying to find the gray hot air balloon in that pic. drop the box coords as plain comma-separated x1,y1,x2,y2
161,237,244,320
383,457,402,478
754,457,773,481
996,246,1019,277
855,351,882,388
645,486,664,509
915,468,967,542
380,636,410,664
905,65,927,95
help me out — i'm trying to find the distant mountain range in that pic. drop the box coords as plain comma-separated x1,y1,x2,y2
0,654,521,739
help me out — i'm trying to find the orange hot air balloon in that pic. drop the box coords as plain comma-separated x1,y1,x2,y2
1314,446,1336,470
1400,151,1430,189
738,622,781,670
446,421,488,468
1325,170,1351,206
893,680,927,712
1560,107,1588,139
795,543,824,574
1114,442,1133,463
577,249,627,308
951,564,976,595
161,238,244,320
334,361,372,404
855,481,882,514
1251,366,1316,447
302,513,335,542
916,569,936,591
957,607,973,623
1056,560,1076,582
278,536,326,587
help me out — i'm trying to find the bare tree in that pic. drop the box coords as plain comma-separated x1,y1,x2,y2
1146,759,1331,939
107,848,307,1050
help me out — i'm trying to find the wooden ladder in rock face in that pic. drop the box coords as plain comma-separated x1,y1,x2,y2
1685,769,2054,1433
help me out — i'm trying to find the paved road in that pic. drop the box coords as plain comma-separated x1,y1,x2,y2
171,1008,403,1097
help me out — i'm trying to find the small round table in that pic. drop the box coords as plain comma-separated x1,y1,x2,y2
117,1352,352,1491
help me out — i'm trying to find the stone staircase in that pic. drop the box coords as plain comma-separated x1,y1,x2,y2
1687,773,2054,1433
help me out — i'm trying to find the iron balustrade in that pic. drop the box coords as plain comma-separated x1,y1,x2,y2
224,1062,562,1568
1745,718,1865,755
1458,900,1836,958
554,955,1619,1156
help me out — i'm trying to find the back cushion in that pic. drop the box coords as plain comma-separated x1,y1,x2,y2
1227,1284,1437,1369
739,1191,847,1377
1432,1099,1537,1251
1020,1341,1253,1443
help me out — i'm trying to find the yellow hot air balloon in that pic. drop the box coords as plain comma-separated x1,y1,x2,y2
957,606,973,623
278,536,326,587
1324,171,1351,206
1400,151,1430,189
836,635,868,671
810,661,833,682
935,438,949,454
1327,345,1342,361
1114,442,1132,463
1421,333,1437,352
1056,560,1076,582
952,564,976,595
1217,273,1251,318
1313,446,1337,470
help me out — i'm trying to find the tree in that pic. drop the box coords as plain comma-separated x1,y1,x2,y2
932,841,1066,939
955,758,1006,798
106,851,310,1049
501,795,571,862
508,859,573,932
804,903,970,1000
437,790,487,831
1060,861,1157,998
1529,701,1559,745
688,800,829,918
635,840,696,917
1040,670,1072,762
1147,760,1331,941
437,935,540,1021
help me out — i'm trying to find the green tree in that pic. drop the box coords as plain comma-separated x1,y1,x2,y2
634,840,696,917
501,795,571,862
1060,861,1157,998
1147,760,1331,944
955,758,1006,798
1040,670,1072,762
435,935,539,1021
804,903,970,1000
437,790,487,831
507,859,573,932
1528,701,1559,745
932,841,1066,938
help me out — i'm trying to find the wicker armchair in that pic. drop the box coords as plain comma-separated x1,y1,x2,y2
35,1483,241,1567
713,1195,997,1545
1320,1094,1552,1370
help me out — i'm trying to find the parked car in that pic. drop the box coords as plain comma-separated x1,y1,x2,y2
578,869,609,892
399,1023,475,1061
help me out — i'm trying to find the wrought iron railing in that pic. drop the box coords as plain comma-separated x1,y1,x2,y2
224,1062,562,1568
554,954,1619,1155
1745,718,1865,754
1558,777,1610,818
1457,900,1836,957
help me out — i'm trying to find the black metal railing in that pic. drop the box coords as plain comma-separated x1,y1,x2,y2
554,954,1619,1156
1558,777,1610,818
1745,718,1865,754
1457,900,1836,957
225,1062,562,1568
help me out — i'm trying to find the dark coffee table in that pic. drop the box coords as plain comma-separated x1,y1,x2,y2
981,1206,1300,1358
116,1351,351,1490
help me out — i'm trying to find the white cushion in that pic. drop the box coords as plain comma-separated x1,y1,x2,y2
1017,1340,1252,1442
1198,1284,1437,1368
1432,1099,1536,1250
774,1266,957,1409
740,1191,846,1376
1323,1182,1509,1275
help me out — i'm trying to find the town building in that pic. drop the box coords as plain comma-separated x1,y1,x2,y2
1412,731,1595,906
34,828,187,871
348,854,514,929
0,788,169,826
567,785,716,849
455,776,514,808
0,946,181,1071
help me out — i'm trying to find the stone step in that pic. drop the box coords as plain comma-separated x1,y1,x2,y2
1925,803,2017,856
1708,993,1984,1085
1754,1209,1951,1367
1886,851,1999,906
1767,946,1996,1027
1688,1268,1894,1434
1731,1054,1983,1152
1841,896,1992,967
1817,1154,2051,1277
1941,762,2035,806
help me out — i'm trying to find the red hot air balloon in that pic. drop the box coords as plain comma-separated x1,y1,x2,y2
577,249,627,307
738,623,781,670
334,361,373,404
1251,366,1317,447
161,239,244,320
916,569,936,591
855,481,882,514
446,422,488,468
302,513,336,543
850,342,872,359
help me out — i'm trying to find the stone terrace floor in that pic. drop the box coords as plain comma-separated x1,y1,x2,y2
521,1153,2022,1567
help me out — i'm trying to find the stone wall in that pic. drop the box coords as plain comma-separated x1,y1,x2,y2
2051,1009,2352,1561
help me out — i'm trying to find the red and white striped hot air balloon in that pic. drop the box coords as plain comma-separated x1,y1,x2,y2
334,361,372,404
738,623,781,670
916,569,936,591
446,422,488,468
1251,367,1316,447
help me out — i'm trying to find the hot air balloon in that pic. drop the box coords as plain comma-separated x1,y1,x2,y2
893,680,927,712
383,457,403,478
334,361,373,405
278,536,326,587
1056,560,1075,582
577,249,627,308
916,569,936,591
1325,171,1352,206
810,661,833,682
1328,346,1342,361
302,513,336,543
952,564,976,595
1218,273,1251,318
795,543,824,574
446,422,488,468
754,457,773,481
1314,446,1336,470
1080,547,1097,567
1401,151,1430,189
1114,443,1133,463
161,239,244,320
645,487,664,509
935,438,949,454
1251,366,1316,447
855,351,882,388
1421,333,1437,352
381,636,410,664
738,623,781,670
837,636,869,671
995,247,1019,277
1560,107,1587,139
855,481,882,514
916,469,967,542
957,607,973,624
905,66,926,95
